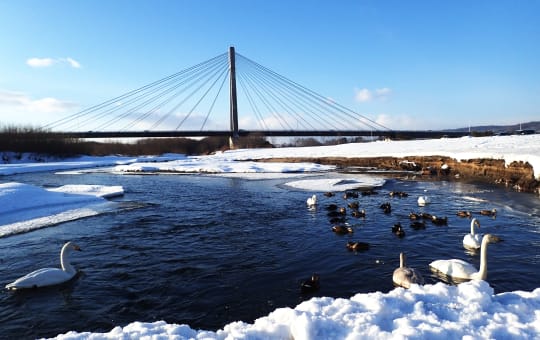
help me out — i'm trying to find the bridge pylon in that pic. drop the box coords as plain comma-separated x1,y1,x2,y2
229,46,239,148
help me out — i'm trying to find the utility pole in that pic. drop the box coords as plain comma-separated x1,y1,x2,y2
229,46,239,148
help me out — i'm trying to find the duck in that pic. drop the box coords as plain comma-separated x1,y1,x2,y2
351,209,366,218
429,234,500,281
325,203,338,211
300,273,320,293
329,216,346,224
361,190,378,196
417,195,431,206
332,225,354,234
409,212,421,220
410,221,426,230
380,202,392,214
346,241,370,251
343,191,359,199
431,215,448,226
389,191,408,198
324,192,335,197
463,218,482,250
347,201,359,210
456,210,472,218
421,212,433,220
392,222,405,238
327,211,343,218
479,208,497,217
392,252,424,288
6,242,82,290
306,194,317,208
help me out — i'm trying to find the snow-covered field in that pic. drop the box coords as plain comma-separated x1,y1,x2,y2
1,134,539,339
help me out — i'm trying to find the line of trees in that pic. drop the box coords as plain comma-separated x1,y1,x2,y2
0,126,272,157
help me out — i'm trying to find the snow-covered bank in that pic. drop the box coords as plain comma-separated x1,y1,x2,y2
51,280,540,339
215,134,540,180
0,182,124,237
0,153,186,176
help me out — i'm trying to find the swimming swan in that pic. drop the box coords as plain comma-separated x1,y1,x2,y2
306,194,317,208
417,196,431,206
393,252,424,288
6,241,82,290
429,234,499,281
463,218,482,250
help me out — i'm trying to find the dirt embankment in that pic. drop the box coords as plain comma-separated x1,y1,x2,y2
260,156,540,195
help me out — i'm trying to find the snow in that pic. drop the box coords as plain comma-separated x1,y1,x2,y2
52,281,540,339
0,182,123,237
104,134,540,180
284,177,386,192
1,134,540,339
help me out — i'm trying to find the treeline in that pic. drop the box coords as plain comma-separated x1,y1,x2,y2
0,126,271,157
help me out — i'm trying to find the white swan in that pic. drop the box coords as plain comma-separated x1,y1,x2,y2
463,218,482,250
6,241,82,290
429,234,499,281
306,194,317,208
417,195,431,206
393,252,424,288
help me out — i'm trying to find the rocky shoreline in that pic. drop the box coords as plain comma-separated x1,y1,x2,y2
259,156,540,195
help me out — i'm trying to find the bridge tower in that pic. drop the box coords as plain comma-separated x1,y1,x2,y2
229,46,239,148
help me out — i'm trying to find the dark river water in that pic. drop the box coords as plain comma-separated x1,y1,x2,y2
0,170,539,339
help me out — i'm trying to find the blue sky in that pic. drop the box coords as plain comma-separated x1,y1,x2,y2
0,0,538,131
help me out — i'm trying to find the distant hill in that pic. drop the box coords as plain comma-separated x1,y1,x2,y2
448,121,539,134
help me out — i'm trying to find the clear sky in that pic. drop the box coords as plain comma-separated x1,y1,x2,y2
0,0,538,131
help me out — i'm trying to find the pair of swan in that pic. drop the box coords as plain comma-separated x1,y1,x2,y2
6,242,82,290
430,233,500,281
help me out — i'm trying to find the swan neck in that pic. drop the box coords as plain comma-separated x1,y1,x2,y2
399,253,405,268
477,237,489,279
60,244,75,274
470,219,478,235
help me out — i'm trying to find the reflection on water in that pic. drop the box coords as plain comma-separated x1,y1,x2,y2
0,171,539,338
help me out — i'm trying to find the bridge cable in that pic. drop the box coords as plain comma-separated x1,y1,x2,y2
43,52,227,130
122,56,229,131
110,55,229,131
238,68,318,130
237,54,358,130
200,68,229,131
175,66,229,130
237,53,391,131
238,53,365,130
237,70,293,130
238,58,341,130
237,75,269,130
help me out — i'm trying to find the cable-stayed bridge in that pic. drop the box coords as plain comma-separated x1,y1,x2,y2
45,47,467,140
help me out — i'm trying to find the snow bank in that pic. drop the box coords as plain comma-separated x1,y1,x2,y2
0,182,123,237
51,281,540,339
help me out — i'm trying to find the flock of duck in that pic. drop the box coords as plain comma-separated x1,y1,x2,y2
302,189,501,292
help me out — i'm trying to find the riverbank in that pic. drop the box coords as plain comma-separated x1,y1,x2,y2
258,155,539,194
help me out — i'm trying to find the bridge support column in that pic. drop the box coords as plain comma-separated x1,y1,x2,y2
229,46,239,148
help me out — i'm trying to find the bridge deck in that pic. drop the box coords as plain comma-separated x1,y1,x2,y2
59,130,468,139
